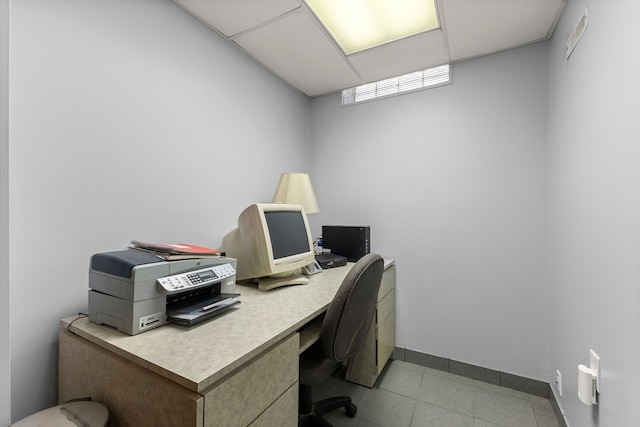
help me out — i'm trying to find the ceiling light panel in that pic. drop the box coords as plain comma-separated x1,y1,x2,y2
305,0,439,55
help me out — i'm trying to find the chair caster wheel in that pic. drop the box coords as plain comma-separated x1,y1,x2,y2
345,403,357,418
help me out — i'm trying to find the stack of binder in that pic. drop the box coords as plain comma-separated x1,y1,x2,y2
129,240,221,260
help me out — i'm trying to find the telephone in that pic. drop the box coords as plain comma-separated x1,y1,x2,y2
302,260,322,275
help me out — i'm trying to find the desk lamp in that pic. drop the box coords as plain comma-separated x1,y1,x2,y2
272,173,319,214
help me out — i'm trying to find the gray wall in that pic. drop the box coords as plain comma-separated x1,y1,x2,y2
6,0,640,426
1,0,10,425
7,0,310,421
548,0,640,425
309,42,550,381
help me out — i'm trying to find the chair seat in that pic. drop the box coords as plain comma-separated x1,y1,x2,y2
299,342,342,384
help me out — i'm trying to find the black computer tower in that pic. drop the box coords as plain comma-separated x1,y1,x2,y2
321,225,370,262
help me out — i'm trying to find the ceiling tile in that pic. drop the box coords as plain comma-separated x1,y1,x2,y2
172,0,567,97
444,0,565,61
233,9,363,97
173,0,300,37
348,30,450,83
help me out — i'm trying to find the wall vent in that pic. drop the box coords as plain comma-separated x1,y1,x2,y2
341,64,451,106
566,7,588,59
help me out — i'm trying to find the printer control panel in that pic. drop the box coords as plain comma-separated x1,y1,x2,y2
157,263,236,294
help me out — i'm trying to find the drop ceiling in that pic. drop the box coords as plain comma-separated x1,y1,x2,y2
172,0,566,98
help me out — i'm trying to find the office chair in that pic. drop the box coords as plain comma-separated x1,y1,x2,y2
298,253,384,427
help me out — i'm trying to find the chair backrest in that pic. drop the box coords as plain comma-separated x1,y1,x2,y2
320,253,384,362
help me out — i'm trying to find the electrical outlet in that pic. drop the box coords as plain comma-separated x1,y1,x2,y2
556,369,563,396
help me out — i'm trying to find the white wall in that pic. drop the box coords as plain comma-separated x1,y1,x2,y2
1,0,10,425
11,1,640,426
548,0,640,425
309,42,550,381
8,0,310,422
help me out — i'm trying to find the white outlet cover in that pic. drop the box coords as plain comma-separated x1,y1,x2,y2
556,369,563,396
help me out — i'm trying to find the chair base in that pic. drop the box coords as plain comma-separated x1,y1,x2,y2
314,396,357,418
298,414,333,427
298,390,358,427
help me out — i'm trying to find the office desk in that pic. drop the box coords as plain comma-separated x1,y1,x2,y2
58,260,395,427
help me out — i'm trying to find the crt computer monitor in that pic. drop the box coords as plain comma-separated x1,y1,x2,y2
222,203,315,291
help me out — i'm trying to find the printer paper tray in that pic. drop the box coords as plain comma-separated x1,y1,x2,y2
167,293,240,326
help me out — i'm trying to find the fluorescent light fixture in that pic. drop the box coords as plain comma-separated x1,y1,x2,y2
306,0,439,55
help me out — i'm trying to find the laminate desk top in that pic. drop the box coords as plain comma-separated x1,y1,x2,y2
61,260,393,394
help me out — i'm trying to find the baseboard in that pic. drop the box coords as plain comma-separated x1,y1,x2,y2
549,386,570,427
394,346,564,426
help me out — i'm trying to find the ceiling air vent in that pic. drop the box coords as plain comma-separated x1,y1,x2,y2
566,7,588,59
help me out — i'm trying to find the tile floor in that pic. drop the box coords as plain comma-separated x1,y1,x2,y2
311,360,560,427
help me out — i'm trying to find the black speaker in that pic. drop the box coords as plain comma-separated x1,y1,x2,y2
321,226,370,262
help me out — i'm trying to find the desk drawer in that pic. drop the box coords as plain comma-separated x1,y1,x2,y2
377,309,395,376
204,334,299,427
377,288,394,325
249,382,298,427
379,264,395,301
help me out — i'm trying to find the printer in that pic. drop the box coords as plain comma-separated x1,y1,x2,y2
88,250,239,335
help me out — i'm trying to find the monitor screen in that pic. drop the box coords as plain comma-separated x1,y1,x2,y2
265,211,311,259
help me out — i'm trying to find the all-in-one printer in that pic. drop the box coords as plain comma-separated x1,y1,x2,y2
88,249,239,335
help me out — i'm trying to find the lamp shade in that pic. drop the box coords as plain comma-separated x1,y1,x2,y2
272,173,319,214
